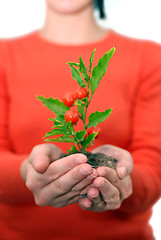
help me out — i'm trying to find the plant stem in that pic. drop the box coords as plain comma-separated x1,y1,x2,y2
83,71,92,128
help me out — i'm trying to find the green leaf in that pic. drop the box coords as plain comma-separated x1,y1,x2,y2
44,128,65,138
82,132,98,151
52,115,65,127
45,136,75,143
81,97,88,105
51,119,74,138
79,57,89,83
48,118,55,122
91,47,115,96
89,49,96,71
67,145,79,154
52,120,64,128
55,115,65,122
77,100,85,119
87,109,112,128
76,130,86,142
37,96,69,115
67,62,79,67
68,63,86,87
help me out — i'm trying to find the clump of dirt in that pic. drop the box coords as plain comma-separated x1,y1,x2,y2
61,152,117,169
85,152,117,169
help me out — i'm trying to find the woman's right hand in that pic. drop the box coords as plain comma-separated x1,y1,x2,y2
20,143,97,208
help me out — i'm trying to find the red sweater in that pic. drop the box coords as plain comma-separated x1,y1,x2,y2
0,30,161,240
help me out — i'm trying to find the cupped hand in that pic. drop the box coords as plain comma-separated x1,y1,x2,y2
20,143,97,208
78,144,133,212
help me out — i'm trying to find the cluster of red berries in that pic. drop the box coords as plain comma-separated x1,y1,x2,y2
63,87,87,124
63,87,88,108
63,87,100,139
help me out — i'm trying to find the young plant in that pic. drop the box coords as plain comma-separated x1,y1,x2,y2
37,48,115,154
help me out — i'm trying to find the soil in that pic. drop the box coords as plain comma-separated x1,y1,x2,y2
62,152,117,169
85,152,117,169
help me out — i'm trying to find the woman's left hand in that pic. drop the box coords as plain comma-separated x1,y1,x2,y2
78,145,133,212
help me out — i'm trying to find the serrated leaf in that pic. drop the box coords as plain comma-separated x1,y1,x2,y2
45,136,75,143
68,63,86,87
79,57,89,83
67,145,79,154
82,132,98,151
44,128,65,138
87,109,112,128
76,130,86,142
37,96,69,115
91,47,115,96
89,49,96,71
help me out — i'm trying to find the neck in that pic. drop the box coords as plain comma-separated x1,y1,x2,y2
39,4,107,45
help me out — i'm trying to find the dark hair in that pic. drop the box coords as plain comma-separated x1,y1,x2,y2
94,0,106,19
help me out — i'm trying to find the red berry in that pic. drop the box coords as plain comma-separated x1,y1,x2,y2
63,92,76,107
75,87,88,100
87,126,100,138
65,109,79,124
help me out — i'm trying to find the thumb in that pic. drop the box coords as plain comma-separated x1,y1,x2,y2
116,151,133,179
30,144,62,174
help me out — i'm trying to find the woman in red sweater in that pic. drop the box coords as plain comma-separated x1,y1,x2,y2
0,0,161,239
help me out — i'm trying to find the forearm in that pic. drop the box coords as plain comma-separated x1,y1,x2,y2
0,150,34,205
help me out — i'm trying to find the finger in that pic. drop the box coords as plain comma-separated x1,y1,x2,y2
97,166,132,200
30,144,62,173
26,153,89,191
52,163,93,194
46,194,81,208
71,168,97,192
97,166,120,186
93,177,120,204
49,169,97,207
116,151,133,179
88,188,106,211
78,197,92,209
49,190,80,208
42,153,88,184
35,163,93,206
68,195,81,205
79,188,106,212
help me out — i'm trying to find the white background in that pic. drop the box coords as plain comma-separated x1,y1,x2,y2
0,0,160,239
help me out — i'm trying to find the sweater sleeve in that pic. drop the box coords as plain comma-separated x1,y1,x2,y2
0,42,34,205
120,41,161,213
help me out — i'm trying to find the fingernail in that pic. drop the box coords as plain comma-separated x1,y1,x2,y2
118,166,126,179
79,167,92,176
91,193,98,198
75,156,87,164
98,181,105,190
86,173,97,180
86,175,94,180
